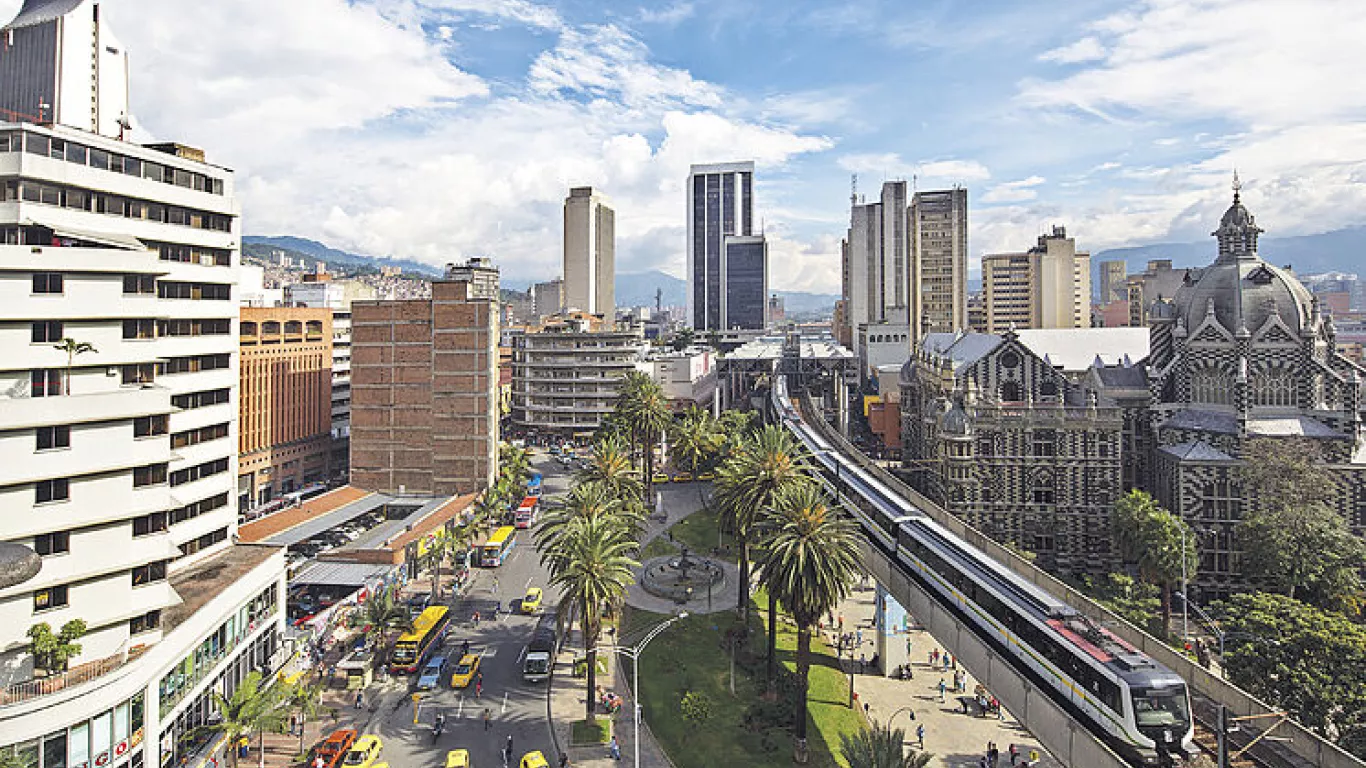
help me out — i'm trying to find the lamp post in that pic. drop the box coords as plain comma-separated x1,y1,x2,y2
593,612,689,768
1180,525,1188,642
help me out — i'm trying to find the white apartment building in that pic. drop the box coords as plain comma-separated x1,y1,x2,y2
0,3,285,766
563,187,614,317
510,318,645,437
648,348,716,410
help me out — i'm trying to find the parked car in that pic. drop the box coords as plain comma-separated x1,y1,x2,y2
311,729,357,768
519,752,549,768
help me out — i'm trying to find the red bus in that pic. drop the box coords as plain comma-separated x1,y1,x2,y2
514,496,539,529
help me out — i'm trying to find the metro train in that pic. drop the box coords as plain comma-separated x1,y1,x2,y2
772,376,1196,767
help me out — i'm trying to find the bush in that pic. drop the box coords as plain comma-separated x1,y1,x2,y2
680,691,711,724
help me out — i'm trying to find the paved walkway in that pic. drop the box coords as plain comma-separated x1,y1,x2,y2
832,586,1060,768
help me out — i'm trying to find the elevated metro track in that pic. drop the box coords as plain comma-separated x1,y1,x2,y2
768,374,1362,768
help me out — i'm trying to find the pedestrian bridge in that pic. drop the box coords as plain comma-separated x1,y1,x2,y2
769,374,1363,768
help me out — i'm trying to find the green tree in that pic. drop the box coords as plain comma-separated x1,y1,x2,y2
51,338,96,395
1112,490,1197,639
839,720,933,768
755,483,862,764
671,328,696,352
616,372,672,505
536,483,641,578
669,406,723,507
1083,573,1162,637
285,680,324,755
472,484,507,534
541,515,639,721
1214,592,1366,760
350,590,411,669
1238,438,1365,613
0,746,39,768
197,671,290,768
575,434,642,512
26,619,87,675
498,442,532,489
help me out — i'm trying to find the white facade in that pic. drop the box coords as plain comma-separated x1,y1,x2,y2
846,181,910,357
562,187,614,317
510,321,645,435
649,348,716,408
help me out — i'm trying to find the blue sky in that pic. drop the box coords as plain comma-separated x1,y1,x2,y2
11,0,1364,292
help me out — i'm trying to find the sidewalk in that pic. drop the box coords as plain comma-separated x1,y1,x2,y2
546,626,673,768
832,586,1061,768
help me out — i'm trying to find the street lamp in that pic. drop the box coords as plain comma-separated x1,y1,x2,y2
592,612,690,768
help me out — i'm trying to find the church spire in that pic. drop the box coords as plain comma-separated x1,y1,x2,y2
1213,171,1262,262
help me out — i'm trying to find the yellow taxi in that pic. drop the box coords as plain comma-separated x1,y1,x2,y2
521,587,543,614
450,654,481,688
696,471,715,481
672,471,692,483
651,471,669,484
341,735,383,768
445,750,470,768
520,752,550,768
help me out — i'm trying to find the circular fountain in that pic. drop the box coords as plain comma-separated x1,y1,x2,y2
640,546,726,605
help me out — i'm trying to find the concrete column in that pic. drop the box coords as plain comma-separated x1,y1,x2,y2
836,372,850,438
873,584,911,677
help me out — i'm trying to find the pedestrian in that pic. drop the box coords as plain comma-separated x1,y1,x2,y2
906,636,913,658
979,758,988,768
943,654,952,671
916,724,925,750
989,743,1000,766
838,614,845,631
930,648,939,666
313,756,325,768
558,754,569,768
858,652,866,674
1009,744,1019,766
863,701,871,719
506,734,514,756
938,677,946,703
856,627,863,647
476,675,484,699
483,708,492,731
353,692,363,710
609,736,621,760
951,654,958,671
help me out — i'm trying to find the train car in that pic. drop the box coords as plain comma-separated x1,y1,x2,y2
771,375,1194,767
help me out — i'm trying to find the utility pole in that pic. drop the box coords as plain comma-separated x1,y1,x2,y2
1217,703,1227,768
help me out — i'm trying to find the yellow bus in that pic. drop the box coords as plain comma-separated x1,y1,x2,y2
480,526,517,567
390,605,450,673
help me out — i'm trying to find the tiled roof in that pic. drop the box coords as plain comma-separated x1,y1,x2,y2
1158,441,1236,462
1015,328,1150,373
1246,416,1341,439
1162,409,1238,435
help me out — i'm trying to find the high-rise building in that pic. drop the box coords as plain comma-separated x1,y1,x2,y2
531,279,564,320
0,0,131,138
237,308,333,510
687,162,761,330
983,226,1091,332
845,181,910,347
721,234,768,330
563,187,615,316
350,262,499,497
909,188,969,344
510,316,645,437
442,257,499,302
1098,259,1127,305
0,4,286,762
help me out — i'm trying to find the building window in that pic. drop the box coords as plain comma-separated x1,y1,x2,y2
123,319,157,340
171,388,230,410
1000,380,1022,402
32,272,63,294
133,415,169,438
36,478,70,504
131,560,168,586
123,275,156,294
31,320,63,342
1033,430,1056,457
1031,474,1055,505
31,369,63,397
1191,364,1233,406
171,422,229,449
170,457,229,487
34,531,70,556
179,527,228,558
1252,368,1296,408
133,463,168,488
33,585,68,612
121,364,156,386
130,610,162,635
36,425,71,450
133,512,168,537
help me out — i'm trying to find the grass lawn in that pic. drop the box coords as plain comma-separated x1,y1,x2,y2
628,598,863,768
571,717,612,745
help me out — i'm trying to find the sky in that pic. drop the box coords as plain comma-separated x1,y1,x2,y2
11,0,1366,291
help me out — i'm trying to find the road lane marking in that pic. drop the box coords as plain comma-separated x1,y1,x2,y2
457,696,465,719
517,646,527,663
501,692,509,713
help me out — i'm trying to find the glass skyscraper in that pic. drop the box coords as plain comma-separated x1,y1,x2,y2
687,162,764,330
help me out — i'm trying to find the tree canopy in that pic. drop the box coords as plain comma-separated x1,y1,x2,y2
1111,490,1197,638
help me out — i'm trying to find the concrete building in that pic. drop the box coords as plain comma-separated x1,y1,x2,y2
648,347,716,410
910,188,969,345
982,226,1091,333
767,294,785,326
1098,259,1127,305
562,187,614,316
856,322,911,384
531,279,564,320
686,161,757,331
350,262,499,497
285,278,378,478
844,181,911,353
441,257,499,302
237,307,333,510
0,5,287,763
509,317,646,438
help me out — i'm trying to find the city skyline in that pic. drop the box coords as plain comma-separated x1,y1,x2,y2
5,0,1361,293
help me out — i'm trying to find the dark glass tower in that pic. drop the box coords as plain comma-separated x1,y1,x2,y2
687,162,755,330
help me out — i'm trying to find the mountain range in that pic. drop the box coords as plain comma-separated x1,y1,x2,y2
1092,227,1366,283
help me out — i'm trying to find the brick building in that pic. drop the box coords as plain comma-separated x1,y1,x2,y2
238,307,334,509
349,262,499,497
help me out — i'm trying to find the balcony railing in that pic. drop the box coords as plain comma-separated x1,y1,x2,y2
1,646,147,708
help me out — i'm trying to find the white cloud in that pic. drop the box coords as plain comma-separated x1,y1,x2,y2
637,2,695,25
527,24,724,110
421,0,563,30
1038,36,1106,64
981,176,1047,204
838,154,990,184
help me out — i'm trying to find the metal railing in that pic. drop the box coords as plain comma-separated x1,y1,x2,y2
1,647,136,707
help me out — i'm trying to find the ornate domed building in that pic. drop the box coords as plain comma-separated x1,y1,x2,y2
1143,179,1366,598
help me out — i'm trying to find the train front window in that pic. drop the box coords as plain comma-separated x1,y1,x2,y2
1132,686,1190,729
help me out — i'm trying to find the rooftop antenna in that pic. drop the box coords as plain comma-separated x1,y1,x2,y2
912,173,918,194
655,287,662,315
1232,169,1242,201
850,174,858,207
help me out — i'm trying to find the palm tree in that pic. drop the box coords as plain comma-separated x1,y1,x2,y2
1113,490,1197,638
472,485,506,534
839,720,933,768
51,338,96,396
714,425,814,623
669,406,723,507
541,514,638,721
499,442,532,488
536,483,641,577
285,680,324,755
576,434,642,510
351,590,412,668
755,482,862,764
198,671,290,768
616,372,671,504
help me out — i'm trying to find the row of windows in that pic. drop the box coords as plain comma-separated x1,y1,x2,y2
159,281,231,301
34,530,69,556
162,354,230,375
149,241,232,267
161,318,231,337
7,131,226,195
1,178,232,232
172,387,230,410
132,491,231,536
131,610,162,635
240,320,325,336
170,457,229,487
133,463,168,488
135,415,169,438
179,527,228,558
171,422,229,449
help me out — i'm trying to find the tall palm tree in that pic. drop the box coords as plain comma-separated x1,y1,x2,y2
51,338,96,396
616,372,671,504
285,680,324,755
197,671,290,768
756,483,862,764
669,406,723,507
351,590,412,669
499,442,532,488
576,434,642,510
536,483,641,577
839,721,933,768
542,515,639,721
472,484,507,534
713,425,814,623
